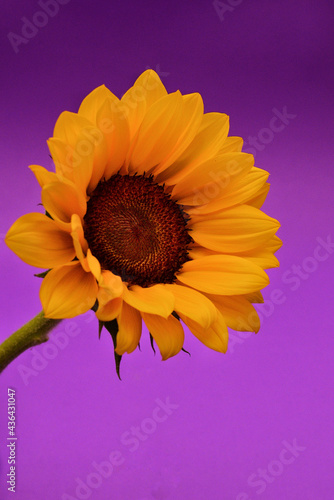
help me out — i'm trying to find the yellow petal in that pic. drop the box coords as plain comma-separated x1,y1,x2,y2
96,296,123,322
243,291,264,303
218,136,243,154
181,310,228,353
177,255,269,295
52,111,108,193
115,302,142,355
159,112,230,185
47,137,74,180
265,235,283,253
121,69,167,139
141,312,184,360
128,91,184,173
79,87,130,181
120,90,146,145
206,294,261,333
243,252,279,269
70,214,88,262
163,283,217,329
246,182,270,209
5,213,75,268
73,127,108,194
42,180,87,223
153,92,204,174
40,262,98,318
48,135,94,193
98,270,124,304
171,152,253,204
188,167,269,215
188,244,279,271
53,111,93,143
96,98,130,180
122,284,174,318
190,205,280,253
230,234,282,270
133,70,168,109
78,85,118,123
188,246,216,259
86,249,101,281
29,165,61,187
71,140,95,195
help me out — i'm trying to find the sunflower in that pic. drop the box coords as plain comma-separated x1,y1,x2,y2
5,70,281,366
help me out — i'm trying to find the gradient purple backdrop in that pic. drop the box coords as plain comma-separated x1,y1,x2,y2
1,0,333,499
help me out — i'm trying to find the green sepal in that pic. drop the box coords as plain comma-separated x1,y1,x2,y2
91,300,98,313
102,319,122,380
171,312,190,355
98,320,104,339
34,270,50,278
149,333,156,354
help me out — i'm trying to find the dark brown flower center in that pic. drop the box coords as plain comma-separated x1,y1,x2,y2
83,174,192,287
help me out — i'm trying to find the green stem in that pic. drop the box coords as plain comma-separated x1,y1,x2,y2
0,312,61,374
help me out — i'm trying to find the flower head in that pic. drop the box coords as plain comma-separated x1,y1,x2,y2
5,70,281,368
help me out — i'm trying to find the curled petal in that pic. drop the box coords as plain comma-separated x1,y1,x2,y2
115,302,142,355
86,249,101,281
164,283,217,329
70,214,88,262
122,284,174,318
206,294,261,333
141,312,184,360
40,262,98,319
47,137,75,180
42,180,87,223
96,297,123,322
5,213,75,268
29,165,62,187
181,310,228,353
98,270,124,306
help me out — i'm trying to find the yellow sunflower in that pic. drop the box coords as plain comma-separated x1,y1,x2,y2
5,70,281,365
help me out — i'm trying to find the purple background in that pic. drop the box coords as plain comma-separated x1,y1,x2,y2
1,0,334,498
